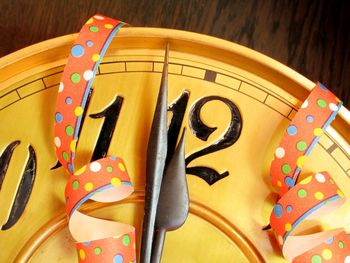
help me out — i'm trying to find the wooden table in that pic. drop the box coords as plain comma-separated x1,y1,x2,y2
0,0,349,107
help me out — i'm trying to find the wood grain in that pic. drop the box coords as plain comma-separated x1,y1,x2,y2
0,0,349,107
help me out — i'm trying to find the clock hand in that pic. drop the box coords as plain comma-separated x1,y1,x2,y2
151,128,189,263
140,44,169,263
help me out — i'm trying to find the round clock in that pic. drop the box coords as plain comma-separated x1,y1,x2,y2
0,26,349,262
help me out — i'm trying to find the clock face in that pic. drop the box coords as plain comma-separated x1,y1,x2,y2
0,28,349,263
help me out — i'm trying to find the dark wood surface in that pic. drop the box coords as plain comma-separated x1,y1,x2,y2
0,0,349,107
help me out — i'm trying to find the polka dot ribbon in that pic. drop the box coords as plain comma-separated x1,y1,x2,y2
269,83,350,262
53,15,136,262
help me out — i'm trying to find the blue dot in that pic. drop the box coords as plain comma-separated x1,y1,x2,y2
65,97,72,104
110,156,117,160
114,254,123,263
285,177,295,187
86,40,94,47
55,112,63,123
287,125,297,135
306,115,314,122
286,205,293,213
273,204,283,218
68,163,74,173
71,45,84,58
83,241,91,246
318,83,328,91
325,236,334,244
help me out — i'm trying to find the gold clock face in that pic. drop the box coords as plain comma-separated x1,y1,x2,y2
0,28,349,263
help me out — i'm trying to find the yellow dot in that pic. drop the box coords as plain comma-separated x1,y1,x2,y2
285,223,292,231
104,23,113,28
300,176,312,185
297,156,307,168
86,18,94,24
314,128,324,136
314,191,324,200
75,165,86,176
118,162,126,172
111,177,121,187
92,54,100,62
322,248,332,260
70,140,77,152
74,106,84,116
277,180,282,187
79,249,86,259
337,189,345,198
85,182,94,191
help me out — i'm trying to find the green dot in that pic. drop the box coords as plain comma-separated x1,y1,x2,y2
71,73,81,83
62,151,69,161
94,247,102,255
297,189,307,198
317,99,327,108
72,180,79,190
338,241,344,248
296,141,307,151
311,255,322,263
66,125,74,136
282,164,291,174
122,235,130,246
106,166,113,172
90,26,99,32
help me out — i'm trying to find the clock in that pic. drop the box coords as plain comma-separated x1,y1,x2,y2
0,26,349,262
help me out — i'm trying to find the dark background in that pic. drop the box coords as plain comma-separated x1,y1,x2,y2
0,0,349,107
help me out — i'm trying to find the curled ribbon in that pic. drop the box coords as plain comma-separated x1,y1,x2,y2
269,83,350,262
53,15,136,262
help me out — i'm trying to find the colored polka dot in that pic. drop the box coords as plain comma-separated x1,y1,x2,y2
58,82,64,92
296,141,307,151
94,15,105,20
282,164,291,174
68,163,74,173
63,151,69,161
273,204,283,218
70,140,77,152
285,177,294,187
297,189,307,198
54,137,61,147
345,256,350,263
71,73,81,84
86,18,94,24
92,54,100,62
74,106,84,116
106,166,113,172
75,165,86,176
66,125,74,136
85,182,94,191
83,241,91,246
114,254,123,263
118,162,126,172
65,97,72,104
110,156,117,160
86,40,94,47
79,249,86,259
111,177,121,187
90,26,99,32
104,23,113,29
71,45,85,58
94,247,102,255
297,155,307,168
300,176,312,185
318,83,328,91
122,235,131,246
325,236,334,244
275,147,285,158
314,191,324,200
285,223,292,231
329,102,338,111
311,255,322,263
287,125,297,135
301,100,308,108
322,248,332,260
338,241,344,248
286,205,293,213
277,235,283,245
72,180,79,190
315,173,326,183
83,70,93,81
90,162,102,172
337,189,345,198
314,128,324,136
306,115,314,122
317,99,327,108
55,112,63,123
277,180,282,187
